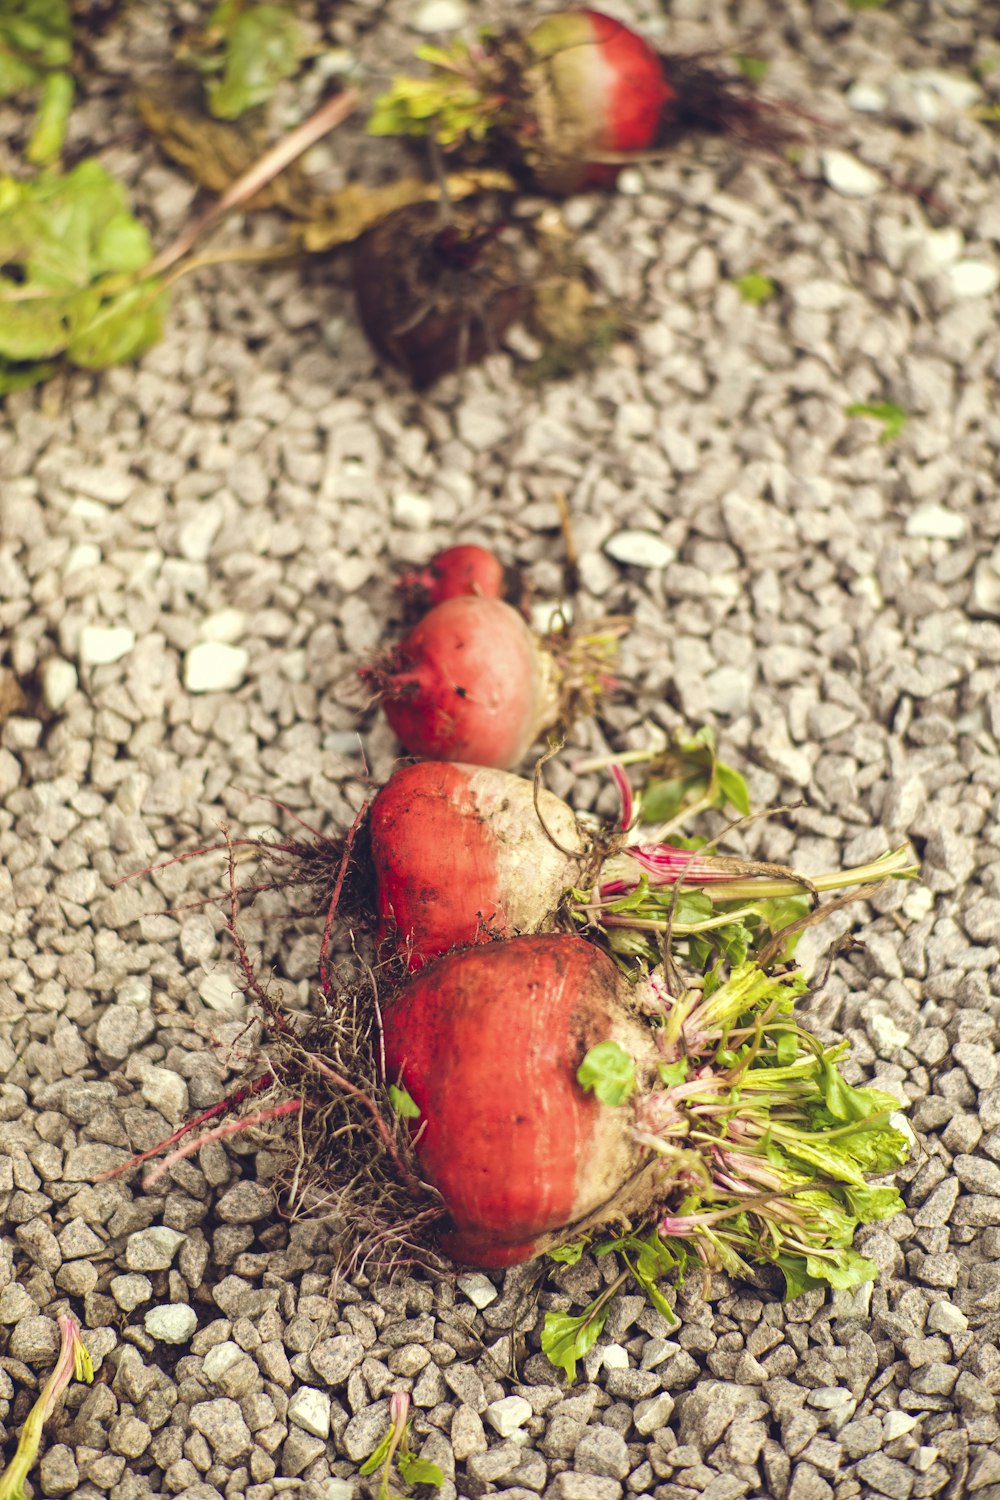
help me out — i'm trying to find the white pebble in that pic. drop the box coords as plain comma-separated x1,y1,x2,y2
145,1304,197,1344
602,1344,630,1371
883,1412,919,1440
200,608,248,644
484,1396,532,1438
821,149,883,198
905,503,967,540
903,886,935,920
411,0,468,32
204,1341,245,1381
604,530,676,569
179,501,224,562
117,976,153,1007
42,657,78,711
973,552,1000,616
64,542,102,575
948,260,1000,299
919,226,964,268
322,1483,354,1500
927,1301,968,1334
457,1272,499,1310
184,641,249,694
199,971,244,1012
79,625,136,666
845,81,887,113
288,1387,332,1439
905,68,982,111
391,492,435,529
617,168,646,196
529,599,574,634
140,1066,189,1123
69,465,134,504
868,1012,911,1054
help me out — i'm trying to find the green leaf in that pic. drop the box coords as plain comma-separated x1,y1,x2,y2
388,1084,420,1120
359,1428,394,1477
66,283,165,369
657,1058,689,1088
640,773,707,824
844,400,908,442
25,68,73,165
398,1453,444,1488
818,1056,884,1123
0,357,58,394
541,1304,610,1382
774,1031,799,1067
715,762,751,815
843,1184,905,1222
204,4,306,119
734,270,776,305
548,1240,587,1265
733,55,769,83
577,1041,635,1107
804,1248,879,1290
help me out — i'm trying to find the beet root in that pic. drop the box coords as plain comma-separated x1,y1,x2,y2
381,934,661,1266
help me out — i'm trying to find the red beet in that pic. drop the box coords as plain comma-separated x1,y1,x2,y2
397,545,506,608
382,934,660,1266
361,595,559,770
353,202,526,387
368,761,586,970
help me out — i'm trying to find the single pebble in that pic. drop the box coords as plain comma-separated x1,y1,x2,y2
145,1304,198,1344
184,642,249,694
79,625,136,666
821,149,883,198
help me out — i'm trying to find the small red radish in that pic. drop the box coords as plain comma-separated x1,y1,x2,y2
360,594,560,770
397,544,506,608
381,934,661,1266
368,760,586,970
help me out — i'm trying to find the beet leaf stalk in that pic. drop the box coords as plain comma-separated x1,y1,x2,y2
543,961,911,1378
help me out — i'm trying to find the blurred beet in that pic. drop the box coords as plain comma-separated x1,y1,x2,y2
353,202,527,388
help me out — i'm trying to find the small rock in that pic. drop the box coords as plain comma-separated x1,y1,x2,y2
199,971,244,1011
905,504,966,540
203,1341,244,1382
575,1424,630,1480
948,260,1000,299
411,0,468,32
189,1397,254,1462
79,625,136,666
485,1396,531,1438
906,68,982,110
634,1392,675,1434
42,657,78,710
179,501,224,562
846,82,887,112
126,1226,187,1272
926,1301,967,1335
70,466,134,504
10,1315,60,1362
391,492,435,528
604,529,676,569
821,150,883,197
109,1277,151,1313
141,1066,188,1122
342,1400,391,1462
451,1406,487,1460
184,641,249,694
704,665,752,717
457,1272,498,1310
868,1012,910,1054
201,607,247,643
144,1304,197,1344
310,1334,365,1385
288,1386,332,1439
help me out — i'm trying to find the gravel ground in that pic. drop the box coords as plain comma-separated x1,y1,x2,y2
2,2,1000,1499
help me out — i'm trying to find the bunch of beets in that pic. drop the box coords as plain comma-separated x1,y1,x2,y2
210,542,916,1377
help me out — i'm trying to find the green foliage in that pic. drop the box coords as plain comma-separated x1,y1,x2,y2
190,2,307,119
733,55,769,83
548,1240,588,1265
0,161,165,394
844,400,908,442
577,1040,635,1107
734,270,777,305
360,1421,443,1499
0,0,74,162
640,727,750,825
541,1300,611,1382
368,44,500,148
388,1084,420,1119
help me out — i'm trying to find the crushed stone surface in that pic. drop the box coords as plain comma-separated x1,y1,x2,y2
2,2,1000,1499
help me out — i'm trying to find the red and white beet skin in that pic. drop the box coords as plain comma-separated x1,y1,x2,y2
361,595,559,769
368,761,585,970
524,9,672,192
382,934,660,1266
397,545,506,608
